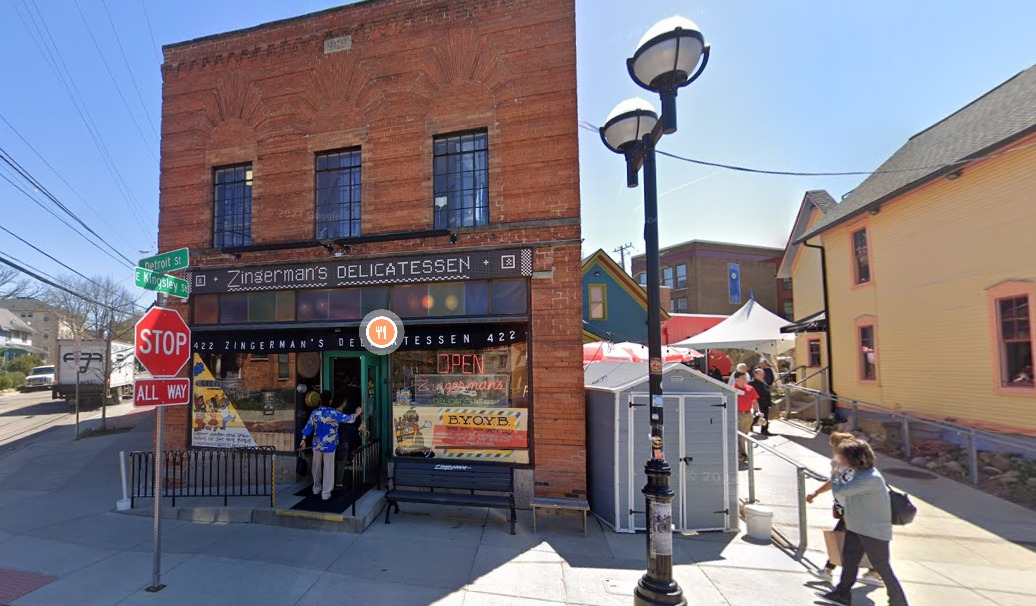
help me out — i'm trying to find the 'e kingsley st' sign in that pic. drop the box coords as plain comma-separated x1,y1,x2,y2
135,267,190,299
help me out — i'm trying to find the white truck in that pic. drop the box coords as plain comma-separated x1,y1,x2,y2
52,339,135,406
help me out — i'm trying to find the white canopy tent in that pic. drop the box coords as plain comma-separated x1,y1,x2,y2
672,298,796,358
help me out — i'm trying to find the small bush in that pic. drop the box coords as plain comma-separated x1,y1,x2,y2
7,372,26,388
0,375,12,390
7,355,43,376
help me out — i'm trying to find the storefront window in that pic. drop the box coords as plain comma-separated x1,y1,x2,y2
194,294,219,324
191,352,295,451
491,279,527,315
390,340,529,464
220,294,248,323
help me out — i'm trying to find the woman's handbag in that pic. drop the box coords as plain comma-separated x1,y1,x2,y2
889,488,917,525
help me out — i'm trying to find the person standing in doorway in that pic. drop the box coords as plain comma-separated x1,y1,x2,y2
732,371,759,461
822,440,909,606
299,390,356,501
748,368,773,436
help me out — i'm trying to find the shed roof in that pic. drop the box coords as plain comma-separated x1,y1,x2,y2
799,64,1036,241
585,362,733,393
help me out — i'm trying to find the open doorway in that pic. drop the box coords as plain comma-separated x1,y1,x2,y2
330,357,362,413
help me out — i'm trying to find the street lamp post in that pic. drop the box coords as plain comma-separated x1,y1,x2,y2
599,16,710,606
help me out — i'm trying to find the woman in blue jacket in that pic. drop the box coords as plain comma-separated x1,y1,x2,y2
822,440,909,606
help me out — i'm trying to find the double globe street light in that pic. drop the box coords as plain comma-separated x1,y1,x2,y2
599,16,710,606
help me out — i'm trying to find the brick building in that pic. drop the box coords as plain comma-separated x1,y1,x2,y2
631,240,791,318
158,0,583,499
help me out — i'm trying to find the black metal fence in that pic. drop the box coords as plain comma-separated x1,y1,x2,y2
130,447,276,508
349,439,382,515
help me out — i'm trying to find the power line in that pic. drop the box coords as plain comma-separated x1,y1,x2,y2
0,251,142,314
100,0,160,139
577,120,1036,177
0,223,106,289
0,113,134,249
138,0,163,64
15,0,154,236
72,0,159,160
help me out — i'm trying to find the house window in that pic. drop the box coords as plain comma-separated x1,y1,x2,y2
315,149,362,239
251,354,269,362
213,163,253,248
662,267,674,288
783,300,794,320
852,228,871,284
807,339,822,367
277,354,291,381
675,264,687,288
672,297,688,313
997,296,1032,387
637,272,647,286
858,324,877,381
433,131,489,229
782,278,793,290
588,284,607,320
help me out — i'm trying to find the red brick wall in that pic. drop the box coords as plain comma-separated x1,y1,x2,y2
157,0,583,497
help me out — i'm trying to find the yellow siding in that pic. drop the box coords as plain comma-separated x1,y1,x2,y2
823,140,1036,432
794,333,828,391
791,208,828,390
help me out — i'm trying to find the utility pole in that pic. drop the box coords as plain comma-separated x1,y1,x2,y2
613,242,635,273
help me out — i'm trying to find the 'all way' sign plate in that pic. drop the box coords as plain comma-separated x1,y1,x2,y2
133,378,191,408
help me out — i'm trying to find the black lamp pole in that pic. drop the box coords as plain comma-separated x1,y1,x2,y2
599,19,711,605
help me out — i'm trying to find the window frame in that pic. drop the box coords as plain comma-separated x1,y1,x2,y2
851,227,872,285
636,272,647,287
855,318,878,383
277,354,291,381
807,338,822,368
212,163,253,249
675,264,687,289
433,130,489,230
987,281,1036,395
588,284,607,321
314,148,362,240
672,297,688,313
662,266,674,288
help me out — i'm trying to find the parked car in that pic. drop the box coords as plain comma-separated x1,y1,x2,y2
23,365,56,391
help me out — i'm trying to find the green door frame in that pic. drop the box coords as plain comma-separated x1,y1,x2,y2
321,351,390,457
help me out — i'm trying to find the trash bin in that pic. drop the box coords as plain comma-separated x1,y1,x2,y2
744,504,774,541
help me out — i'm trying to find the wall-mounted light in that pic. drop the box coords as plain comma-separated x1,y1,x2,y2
868,206,881,216
593,269,601,277
449,232,458,244
946,168,963,180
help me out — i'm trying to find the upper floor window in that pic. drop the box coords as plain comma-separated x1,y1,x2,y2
783,300,794,320
662,267,674,288
858,324,877,381
997,295,1032,387
637,272,647,286
781,278,793,290
672,297,688,313
213,164,253,249
807,339,822,367
675,264,687,288
315,149,362,239
433,131,488,229
588,284,607,320
852,228,871,284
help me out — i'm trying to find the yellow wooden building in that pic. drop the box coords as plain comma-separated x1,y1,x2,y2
784,65,1036,435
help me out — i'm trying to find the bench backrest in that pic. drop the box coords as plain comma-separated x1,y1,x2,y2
392,461,513,493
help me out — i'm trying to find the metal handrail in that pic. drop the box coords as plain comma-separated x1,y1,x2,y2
740,430,826,553
784,384,1036,485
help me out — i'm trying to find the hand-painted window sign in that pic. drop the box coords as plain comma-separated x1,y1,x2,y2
191,324,527,354
188,248,532,294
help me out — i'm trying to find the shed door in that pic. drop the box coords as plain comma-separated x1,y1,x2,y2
627,393,684,532
676,394,730,531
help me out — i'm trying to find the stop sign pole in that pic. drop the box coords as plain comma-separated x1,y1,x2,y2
134,306,191,593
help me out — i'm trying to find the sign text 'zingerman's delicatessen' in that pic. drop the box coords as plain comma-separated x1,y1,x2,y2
188,248,533,294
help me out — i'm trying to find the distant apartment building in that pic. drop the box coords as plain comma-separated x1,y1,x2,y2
631,240,791,318
0,298,68,362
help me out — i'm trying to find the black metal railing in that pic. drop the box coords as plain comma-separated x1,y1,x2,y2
130,447,276,508
349,439,382,516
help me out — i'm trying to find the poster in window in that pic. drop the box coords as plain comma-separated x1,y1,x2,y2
392,405,529,464
413,374,510,407
191,354,257,449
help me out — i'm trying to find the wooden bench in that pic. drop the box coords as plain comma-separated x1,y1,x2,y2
530,497,590,536
385,461,516,534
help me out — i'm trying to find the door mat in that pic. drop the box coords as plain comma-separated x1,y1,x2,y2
291,486,359,514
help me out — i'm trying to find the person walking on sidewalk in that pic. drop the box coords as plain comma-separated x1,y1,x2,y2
807,432,883,586
732,371,759,460
821,440,909,606
748,368,773,436
728,362,749,386
299,390,356,501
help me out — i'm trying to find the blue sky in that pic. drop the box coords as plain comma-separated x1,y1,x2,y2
0,0,1034,287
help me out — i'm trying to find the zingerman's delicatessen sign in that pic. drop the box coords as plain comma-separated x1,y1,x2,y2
187,248,534,464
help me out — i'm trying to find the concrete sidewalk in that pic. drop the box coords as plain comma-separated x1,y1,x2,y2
0,412,833,606
743,420,1036,606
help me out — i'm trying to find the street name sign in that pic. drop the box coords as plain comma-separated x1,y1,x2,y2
135,267,189,299
133,378,191,408
135,307,192,378
139,248,189,273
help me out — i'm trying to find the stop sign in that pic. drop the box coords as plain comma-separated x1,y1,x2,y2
135,307,191,377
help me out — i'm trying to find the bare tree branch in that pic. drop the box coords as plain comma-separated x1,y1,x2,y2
0,267,44,299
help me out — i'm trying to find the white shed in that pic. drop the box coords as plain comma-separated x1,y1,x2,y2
585,362,738,533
